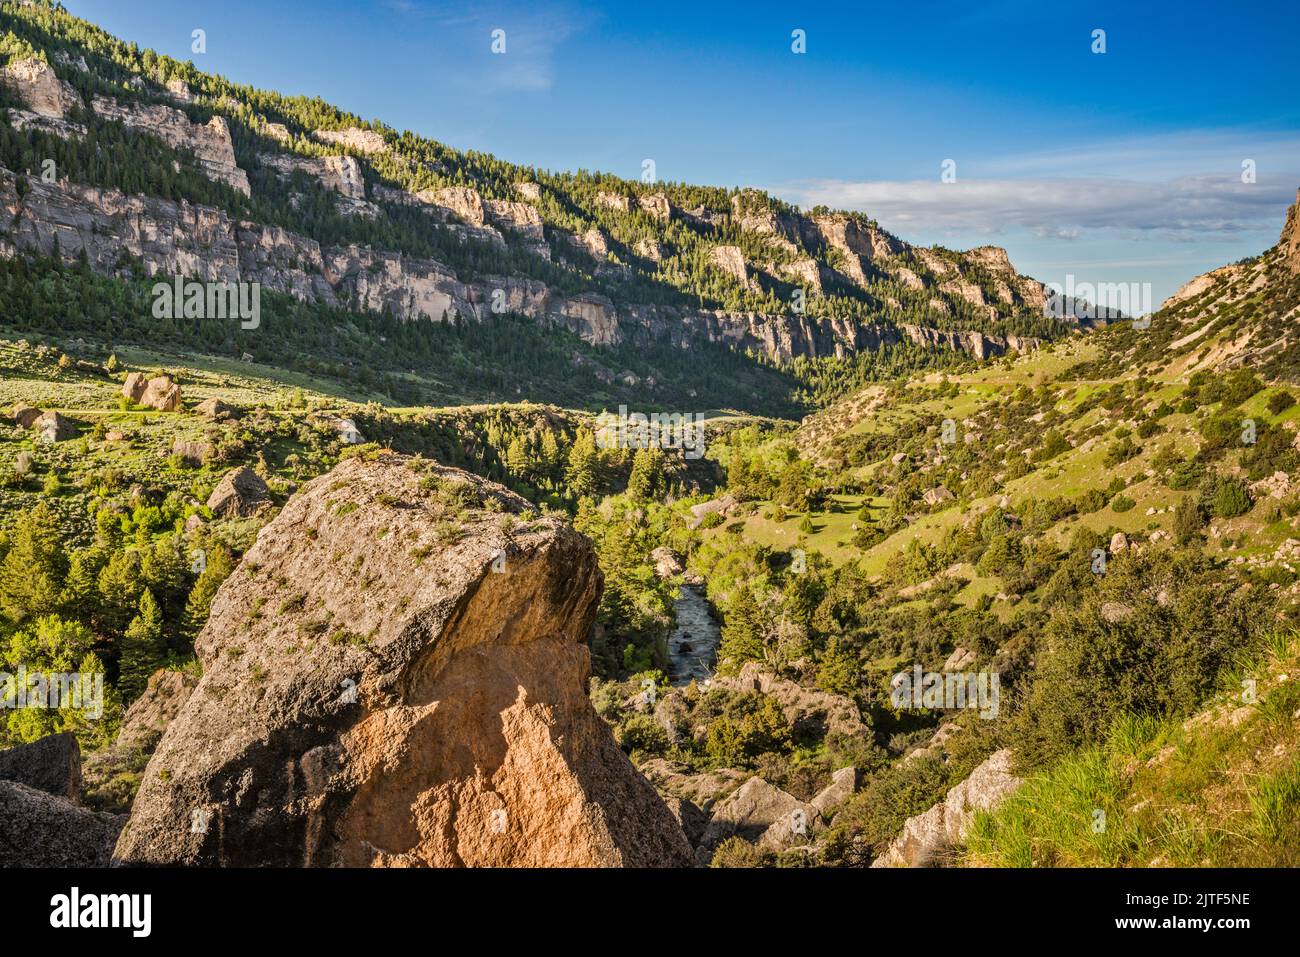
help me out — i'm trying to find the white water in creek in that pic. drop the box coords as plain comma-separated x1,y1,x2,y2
666,585,721,686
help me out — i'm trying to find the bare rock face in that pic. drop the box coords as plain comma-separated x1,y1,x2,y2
637,192,673,221
0,57,81,118
872,749,1022,867
312,127,388,155
709,245,750,285
114,455,693,867
596,190,631,212
0,780,124,867
0,733,82,801
1283,188,1300,275
205,465,271,518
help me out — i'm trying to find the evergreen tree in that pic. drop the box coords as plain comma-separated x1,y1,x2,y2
118,589,164,702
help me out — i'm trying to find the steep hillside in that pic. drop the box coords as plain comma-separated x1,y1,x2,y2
0,0,1081,414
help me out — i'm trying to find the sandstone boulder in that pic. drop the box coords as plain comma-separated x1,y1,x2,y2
12,403,42,429
171,438,211,467
205,465,271,518
114,454,693,867
0,733,82,801
194,397,235,420
699,776,817,855
33,410,76,443
122,372,181,411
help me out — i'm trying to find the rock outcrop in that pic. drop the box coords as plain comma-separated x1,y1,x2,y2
0,57,81,118
312,127,388,155
0,167,1047,365
114,454,693,867
872,749,1022,867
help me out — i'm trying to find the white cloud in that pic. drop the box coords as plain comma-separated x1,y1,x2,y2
779,174,1296,240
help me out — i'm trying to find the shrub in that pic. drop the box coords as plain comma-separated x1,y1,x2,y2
1110,494,1136,513
1268,391,1296,415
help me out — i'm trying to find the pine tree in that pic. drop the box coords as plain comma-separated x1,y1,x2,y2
564,430,601,498
627,446,665,501
0,503,67,626
118,589,164,702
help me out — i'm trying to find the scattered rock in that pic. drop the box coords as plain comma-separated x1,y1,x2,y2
943,647,977,672
1110,531,1129,553
1100,601,1135,624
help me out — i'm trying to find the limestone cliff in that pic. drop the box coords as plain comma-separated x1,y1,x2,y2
113,454,694,867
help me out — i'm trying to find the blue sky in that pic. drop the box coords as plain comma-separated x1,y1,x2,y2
64,0,1300,308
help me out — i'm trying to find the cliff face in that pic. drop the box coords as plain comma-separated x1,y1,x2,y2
0,48,1056,365
113,455,694,867
0,167,1035,362
1284,189,1300,275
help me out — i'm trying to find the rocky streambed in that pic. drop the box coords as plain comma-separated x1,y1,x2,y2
667,586,721,686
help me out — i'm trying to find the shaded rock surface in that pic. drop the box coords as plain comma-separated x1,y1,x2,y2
114,454,692,867
0,732,82,801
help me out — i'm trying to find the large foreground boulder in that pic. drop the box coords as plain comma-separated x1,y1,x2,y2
0,780,125,867
115,453,693,867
